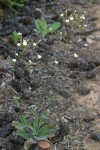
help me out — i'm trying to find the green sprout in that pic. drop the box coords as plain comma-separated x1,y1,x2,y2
35,16,61,38
6,0,25,7
12,31,22,45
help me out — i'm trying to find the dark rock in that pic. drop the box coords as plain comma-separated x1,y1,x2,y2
52,123,70,143
86,70,96,79
0,118,3,127
34,9,42,19
4,113,13,123
38,42,50,49
69,71,79,79
36,47,45,53
11,79,21,92
90,61,100,67
47,36,55,45
22,16,33,25
0,123,13,138
83,116,95,123
30,81,38,90
24,69,30,80
15,67,24,79
91,132,100,141
79,87,90,95
14,107,20,113
22,88,31,100
68,60,96,71
71,0,87,5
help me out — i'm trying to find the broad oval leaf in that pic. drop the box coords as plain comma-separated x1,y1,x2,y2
47,22,61,34
38,125,57,138
12,121,23,129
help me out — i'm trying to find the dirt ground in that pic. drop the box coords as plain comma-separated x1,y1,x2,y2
0,0,100,150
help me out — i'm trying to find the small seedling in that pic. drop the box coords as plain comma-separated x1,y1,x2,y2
6,0,25,7
12,31,22,44
35,16,61,38
12,110,57,149
13,96,21,108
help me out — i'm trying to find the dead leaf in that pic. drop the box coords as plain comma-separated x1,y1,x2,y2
24,140,32,150
0,9,3,16
38,140,51,149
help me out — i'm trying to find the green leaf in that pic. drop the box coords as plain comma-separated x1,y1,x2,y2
16,129,32,140
47,22,61,34
13,96,20,108
38,125,57,138
33,117,39,132
31,110,39,118
20,114,31,127
12,31,19,44
12,121,24,130
39,16,48,34
35,17,48,36
38,113,47,128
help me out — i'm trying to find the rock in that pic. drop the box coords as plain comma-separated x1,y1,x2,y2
86,37,94,45
0,124,13,138
71,0,87,5
15,67,24,79
83,116,95,123
79,86,90,95
94,35,100,41
69,71,79,79
22,88,31,100
11,79,21,92
86,70,96,79
84,43,89,47
22,16,33,25
91,132,100,141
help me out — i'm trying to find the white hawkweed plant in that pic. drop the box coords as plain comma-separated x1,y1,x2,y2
12,110,57,146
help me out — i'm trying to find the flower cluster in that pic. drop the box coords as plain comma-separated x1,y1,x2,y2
60,10,87,34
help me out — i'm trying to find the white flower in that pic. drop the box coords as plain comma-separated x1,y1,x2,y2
18,32,22,35
23,40,27,46
70,16,74,21
80,14,85,20
37,55,42,59
33,43,37,46
60,14,64,17
54,60,59,64
60,32,62,35
29,60,32,63
65,10,67,15
17,43,21,46
66,19,69,23
15,53,18,56
74,53,78,58
84,24,87,27
12,59,16,62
